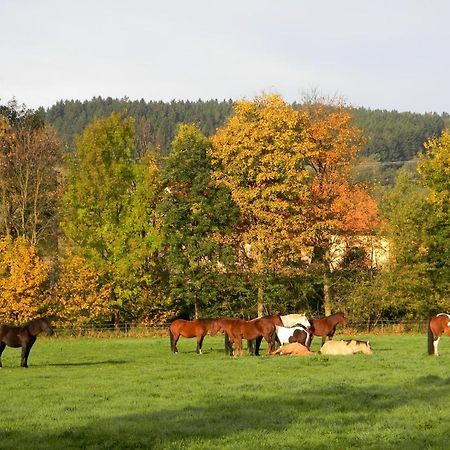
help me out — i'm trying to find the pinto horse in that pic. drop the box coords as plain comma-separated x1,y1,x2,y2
219,315,281,357
239,313,311,356
310,312,348,345
275,324,312,349
428,313,450,356
169,319,221,354
0,318,54,368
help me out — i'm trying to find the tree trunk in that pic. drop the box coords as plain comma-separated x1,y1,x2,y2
323,272,332,316
257,285,264,317
194,298,200,319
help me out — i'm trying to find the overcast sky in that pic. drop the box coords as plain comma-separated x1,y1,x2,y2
2,0,449,112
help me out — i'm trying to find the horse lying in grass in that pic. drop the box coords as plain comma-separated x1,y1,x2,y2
272,342,313,356
0,317,54,368
169,319,221,354
320,339,372,355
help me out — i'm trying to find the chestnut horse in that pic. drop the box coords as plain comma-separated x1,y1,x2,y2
169,319,221,354
219,315,282,357
428,313,450,356
0,317,54,368
310,312,348,345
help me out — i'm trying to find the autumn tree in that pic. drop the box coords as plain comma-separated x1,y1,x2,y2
0,102,61,253
300,102,379,315
159,124,238,318
417,130,450,301
210,95,313,315
48,253,113,325
0,236,50,323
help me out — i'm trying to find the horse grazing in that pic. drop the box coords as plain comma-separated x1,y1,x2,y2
320,339,372,356
311,312,348,345
275,324,312,349
169,319,221,354
0,317,54,368
428,313,450,356
219,315,281,357
272,342,313,356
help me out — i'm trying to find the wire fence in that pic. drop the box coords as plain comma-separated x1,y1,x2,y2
50,319,429,338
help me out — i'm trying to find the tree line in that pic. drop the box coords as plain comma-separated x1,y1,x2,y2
44,97,450,167
1,95,450,326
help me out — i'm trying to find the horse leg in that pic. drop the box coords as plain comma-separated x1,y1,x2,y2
247,339,255,355
21,337,36,368
254,336,263,356
0,341,5,368
172,333,180,353
196,335,205,354
234,337,243,357
433,336,441,356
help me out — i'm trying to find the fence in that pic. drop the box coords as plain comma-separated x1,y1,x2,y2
51,319,430,338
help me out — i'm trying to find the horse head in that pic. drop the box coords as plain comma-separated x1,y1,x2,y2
209,319,222,336
362,341,373,355
39,318,54,336
335,313,348,326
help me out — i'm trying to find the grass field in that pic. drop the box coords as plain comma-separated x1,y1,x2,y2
0,333,449,450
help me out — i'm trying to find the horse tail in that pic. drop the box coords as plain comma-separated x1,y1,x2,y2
169,326,174,352
428,318,435,355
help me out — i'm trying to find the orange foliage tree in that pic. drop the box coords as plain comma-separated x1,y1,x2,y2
302,103,379,314
0,236,50,323
211,95,379,315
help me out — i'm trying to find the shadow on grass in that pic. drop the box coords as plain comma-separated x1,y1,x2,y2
45,360,129,367
2,376,450,449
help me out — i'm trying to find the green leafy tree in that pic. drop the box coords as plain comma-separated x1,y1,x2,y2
61,112,161,321
159,124,238,318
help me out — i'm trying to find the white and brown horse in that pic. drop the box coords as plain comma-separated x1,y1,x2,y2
428,313,450,356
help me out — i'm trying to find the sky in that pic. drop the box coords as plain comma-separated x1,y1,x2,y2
1,0,450,113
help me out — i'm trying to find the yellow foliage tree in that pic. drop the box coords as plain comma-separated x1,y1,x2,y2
0,236,50,323
49,254,113,326
210,95,313,314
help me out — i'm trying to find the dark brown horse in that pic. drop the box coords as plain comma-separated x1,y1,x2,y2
310,312,348,345
428,313,450,356
219,315,283,357
169,318,221,354
0,317,54,368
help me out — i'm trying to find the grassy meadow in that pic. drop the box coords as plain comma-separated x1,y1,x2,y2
0,333,449,449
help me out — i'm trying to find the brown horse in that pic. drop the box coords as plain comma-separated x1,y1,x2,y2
428,313,450,356
219,315,282,357
311,312,348,345
0,317,54,368
169,319,221,354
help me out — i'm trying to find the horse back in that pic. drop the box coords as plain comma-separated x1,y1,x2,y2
169,319,202,338
0,324,25,348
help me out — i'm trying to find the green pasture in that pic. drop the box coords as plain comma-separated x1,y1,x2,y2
0,334,449,449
